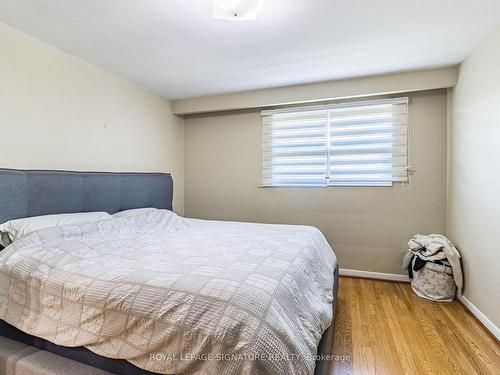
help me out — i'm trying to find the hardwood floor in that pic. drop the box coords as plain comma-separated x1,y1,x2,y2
330,277,500,375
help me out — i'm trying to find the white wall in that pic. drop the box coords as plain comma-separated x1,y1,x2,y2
184,90,448,274
0,22,184,213
448,26,500,328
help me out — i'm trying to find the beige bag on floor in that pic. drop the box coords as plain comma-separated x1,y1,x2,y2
410,257,456,302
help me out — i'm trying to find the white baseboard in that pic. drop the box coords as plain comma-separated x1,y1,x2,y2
339,268,410,282
457,293,500,341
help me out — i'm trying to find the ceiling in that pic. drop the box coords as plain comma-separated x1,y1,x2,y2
1,1,500,100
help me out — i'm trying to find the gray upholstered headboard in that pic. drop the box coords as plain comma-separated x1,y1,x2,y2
0,169,173,224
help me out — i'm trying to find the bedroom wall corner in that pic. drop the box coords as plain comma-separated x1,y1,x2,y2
0,22,185,215
447,25,500,329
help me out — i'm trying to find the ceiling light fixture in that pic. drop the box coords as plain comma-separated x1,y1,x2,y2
213,0,260,21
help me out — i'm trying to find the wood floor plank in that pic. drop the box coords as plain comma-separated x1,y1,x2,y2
380,283,427,375
406,289,465,374
330,277,500,375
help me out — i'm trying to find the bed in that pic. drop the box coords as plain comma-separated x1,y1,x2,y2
0,169,338,375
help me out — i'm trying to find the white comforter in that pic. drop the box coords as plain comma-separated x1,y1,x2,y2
0,210,336,375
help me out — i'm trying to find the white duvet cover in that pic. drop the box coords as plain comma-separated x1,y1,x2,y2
0,210,336,375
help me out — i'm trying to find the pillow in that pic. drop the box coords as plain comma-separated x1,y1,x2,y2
0,212,112,243
112,208,157,218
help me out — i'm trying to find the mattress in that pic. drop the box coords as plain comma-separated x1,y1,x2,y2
0,264,338,375
0,210,337,375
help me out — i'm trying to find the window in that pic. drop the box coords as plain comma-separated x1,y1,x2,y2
261,98,409,187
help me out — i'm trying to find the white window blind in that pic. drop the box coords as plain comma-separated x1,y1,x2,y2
262,98,409,187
